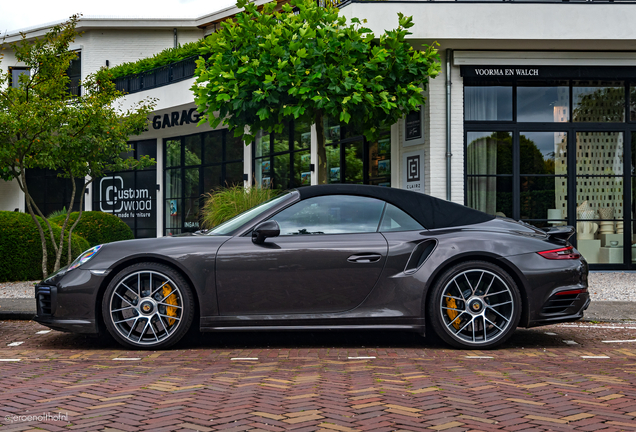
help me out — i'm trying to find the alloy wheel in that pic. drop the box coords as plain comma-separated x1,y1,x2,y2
108,270,184,346
439,269,515,345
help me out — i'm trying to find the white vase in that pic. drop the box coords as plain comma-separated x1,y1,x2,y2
577,222,598,240
547,209,563,225
579,209,596,220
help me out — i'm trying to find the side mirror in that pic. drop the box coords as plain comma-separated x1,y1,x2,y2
252,220,280,244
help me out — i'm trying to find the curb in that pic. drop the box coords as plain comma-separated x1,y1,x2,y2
0,298,36,321
0,312,36,320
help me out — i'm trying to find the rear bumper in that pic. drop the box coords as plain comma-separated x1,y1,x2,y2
504,250,588,328
527,293,590,327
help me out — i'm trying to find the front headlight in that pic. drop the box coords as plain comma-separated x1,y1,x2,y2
69,245,103,271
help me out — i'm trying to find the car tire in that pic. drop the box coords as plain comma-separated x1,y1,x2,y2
427,260,521,349
102,262,194,349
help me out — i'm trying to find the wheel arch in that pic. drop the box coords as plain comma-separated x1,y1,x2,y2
95,256,201,333
422,252,531,329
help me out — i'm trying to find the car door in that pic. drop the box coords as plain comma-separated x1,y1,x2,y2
215,195,389,315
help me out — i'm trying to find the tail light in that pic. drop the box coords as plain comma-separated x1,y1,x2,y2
538,246,581,260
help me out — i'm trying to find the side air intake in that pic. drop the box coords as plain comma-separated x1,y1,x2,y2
404,240,436,274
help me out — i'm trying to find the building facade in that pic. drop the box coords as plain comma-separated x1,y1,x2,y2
3,0,636,269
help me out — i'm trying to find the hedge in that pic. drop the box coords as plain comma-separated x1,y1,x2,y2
49,211,134,247
108,41,202,80
0,211,90,282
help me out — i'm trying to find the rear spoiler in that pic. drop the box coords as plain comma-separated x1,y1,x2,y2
542,225,575,241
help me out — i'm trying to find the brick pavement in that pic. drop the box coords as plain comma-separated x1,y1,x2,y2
1,320,636,431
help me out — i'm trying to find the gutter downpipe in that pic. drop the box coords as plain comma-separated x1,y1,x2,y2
445,49,453,201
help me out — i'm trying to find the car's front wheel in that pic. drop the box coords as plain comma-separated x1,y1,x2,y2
428,261,521,349
102,263,194,349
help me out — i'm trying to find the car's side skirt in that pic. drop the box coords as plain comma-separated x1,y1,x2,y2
200,316,425,334
200,324,425,334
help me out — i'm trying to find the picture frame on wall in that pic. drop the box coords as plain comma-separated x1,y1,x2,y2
261,160,271,173
300,153,311,169
403,106,425,147
301,132,311,148
378,138,391,155
301,172,311,185
329,167,340,183
327,125,340,143
378,159,390,176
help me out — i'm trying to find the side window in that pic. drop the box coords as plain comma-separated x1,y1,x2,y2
273,195,385,235
379,203,424,232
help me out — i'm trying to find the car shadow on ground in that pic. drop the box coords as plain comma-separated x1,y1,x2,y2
28,326,570,352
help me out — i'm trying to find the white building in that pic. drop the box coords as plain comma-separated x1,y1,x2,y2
2,0,636,269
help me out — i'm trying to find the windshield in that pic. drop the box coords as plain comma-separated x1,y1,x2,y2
206,192,294,236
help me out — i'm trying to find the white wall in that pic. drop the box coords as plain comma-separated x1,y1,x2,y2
0,179,24,212
341,3,636,46
81,28,203,78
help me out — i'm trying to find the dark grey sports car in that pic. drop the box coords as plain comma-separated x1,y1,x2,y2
35,184,589,349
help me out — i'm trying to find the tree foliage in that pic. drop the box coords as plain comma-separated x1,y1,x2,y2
192,0,440,183
0,15,156,277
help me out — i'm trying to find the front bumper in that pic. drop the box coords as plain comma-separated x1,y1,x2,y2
34,268,107,334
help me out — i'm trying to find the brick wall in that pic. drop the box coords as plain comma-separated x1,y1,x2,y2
424,50,464,204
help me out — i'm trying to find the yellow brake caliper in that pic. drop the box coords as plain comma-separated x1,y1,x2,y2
445,297,461,329
162,284,178,326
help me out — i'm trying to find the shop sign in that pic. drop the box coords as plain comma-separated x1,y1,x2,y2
462,65,636,80
151,108,201,130
99,176,154,220
405,110,422,141
403,106,425,147
473,68,539,77
402,150,424,193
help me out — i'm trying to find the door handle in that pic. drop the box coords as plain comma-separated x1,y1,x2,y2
347,253,382,263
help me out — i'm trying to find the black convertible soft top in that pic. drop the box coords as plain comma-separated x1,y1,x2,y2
295,184,494,230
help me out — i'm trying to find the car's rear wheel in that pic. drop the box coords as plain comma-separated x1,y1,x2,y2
102,263,194,349
428,261,521,349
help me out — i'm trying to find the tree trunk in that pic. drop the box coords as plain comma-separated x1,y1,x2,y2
55,175,77,272
17,169,55,279
67,180,90,265
315,111,327,185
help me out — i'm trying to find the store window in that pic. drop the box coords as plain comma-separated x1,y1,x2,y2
572,82,624,123
322,117,391,186
253,119,391,188
464,76,636,268
165,129,243,235
254,121,312,189
93,140,157,238
26,169,84,216
464,85,512,121
466,131,513,217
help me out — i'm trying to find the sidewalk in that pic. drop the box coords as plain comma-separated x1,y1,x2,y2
1,272,635,322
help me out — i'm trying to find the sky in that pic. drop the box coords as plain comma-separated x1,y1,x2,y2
0,0,238,35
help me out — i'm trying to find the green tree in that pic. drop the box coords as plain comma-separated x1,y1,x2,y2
192,0,440,183
0,16,156,277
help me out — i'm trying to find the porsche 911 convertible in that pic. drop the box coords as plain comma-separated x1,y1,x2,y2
35,184,589,349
